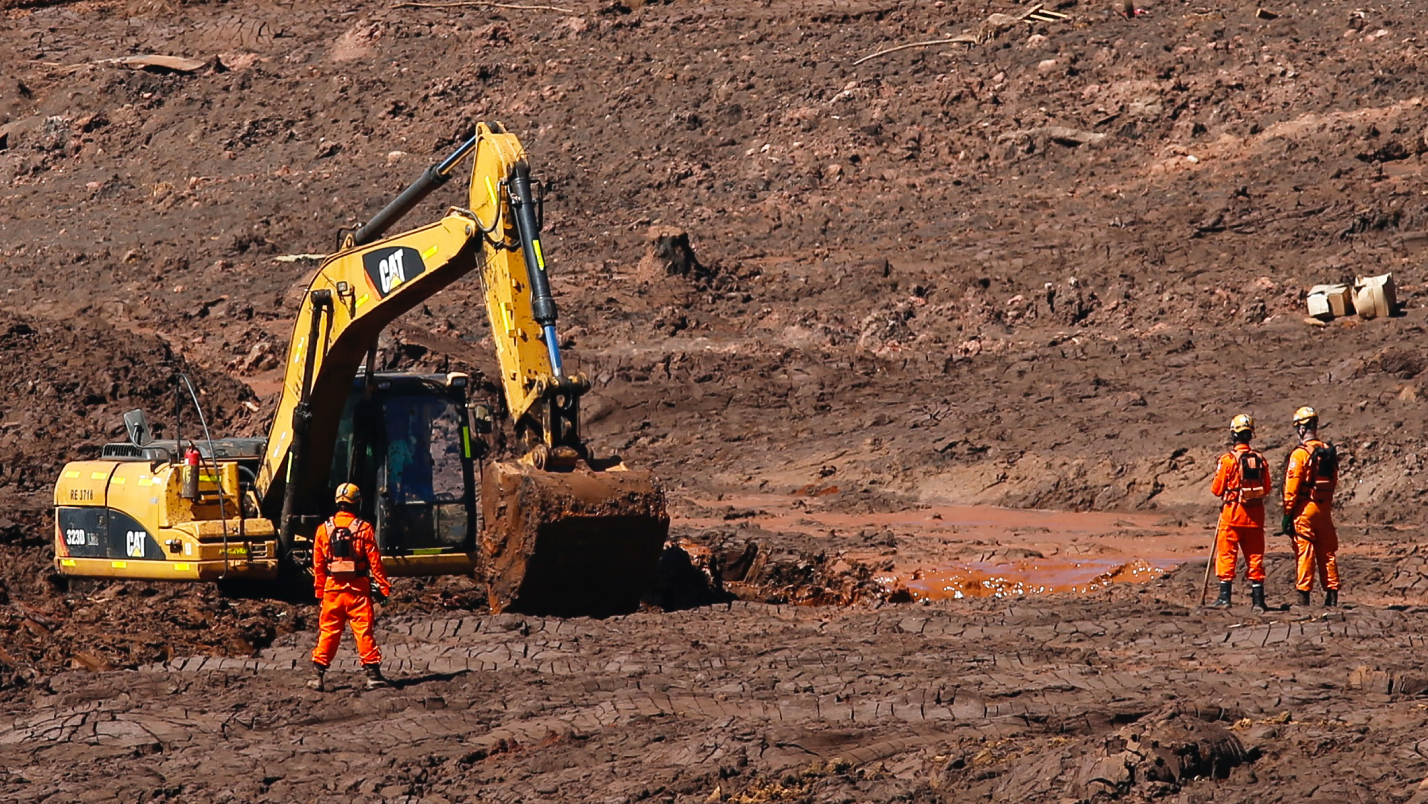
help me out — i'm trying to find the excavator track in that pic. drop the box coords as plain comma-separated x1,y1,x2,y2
481,461,669,617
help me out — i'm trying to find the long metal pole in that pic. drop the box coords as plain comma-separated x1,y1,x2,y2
1200,527,1219,606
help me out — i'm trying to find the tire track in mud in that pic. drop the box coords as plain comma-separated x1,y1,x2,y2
4,601,1428,802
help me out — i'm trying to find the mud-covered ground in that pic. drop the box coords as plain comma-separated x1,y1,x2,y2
7,560,1428,804
4,0,1428,799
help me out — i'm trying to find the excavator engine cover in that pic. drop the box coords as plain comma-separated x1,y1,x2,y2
481,461,668,617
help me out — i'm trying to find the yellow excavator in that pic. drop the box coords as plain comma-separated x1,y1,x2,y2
52,123,669,617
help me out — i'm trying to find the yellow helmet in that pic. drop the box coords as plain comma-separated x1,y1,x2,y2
1230,414,1255,436
335,482,362,506
1292,406,1318,427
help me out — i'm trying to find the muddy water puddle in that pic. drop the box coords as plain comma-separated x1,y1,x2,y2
681,494,1211,600
884,557,1180,601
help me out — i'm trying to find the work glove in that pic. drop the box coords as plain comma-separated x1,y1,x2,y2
1280,514,1293,536
373,589,390,605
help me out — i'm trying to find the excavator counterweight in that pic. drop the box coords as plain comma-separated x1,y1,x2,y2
52,124,670,617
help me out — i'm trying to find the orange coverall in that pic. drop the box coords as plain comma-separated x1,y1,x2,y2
1211,444,1270,582
311,512,391,667
1284,440,1339,593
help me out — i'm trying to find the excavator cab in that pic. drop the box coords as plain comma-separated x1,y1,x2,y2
327,372,481,574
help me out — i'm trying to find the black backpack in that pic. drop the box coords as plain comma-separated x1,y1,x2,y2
1309,442,1338,488
329,522,354,559
325,518,368,574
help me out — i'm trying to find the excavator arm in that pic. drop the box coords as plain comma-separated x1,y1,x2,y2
257,124,549,537
257,213,478,533
255,122,668,614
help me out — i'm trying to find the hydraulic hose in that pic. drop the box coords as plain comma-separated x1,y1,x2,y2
351,134,479,247
508,164,564,376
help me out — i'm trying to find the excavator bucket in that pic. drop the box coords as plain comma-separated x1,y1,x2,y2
480,461,669,617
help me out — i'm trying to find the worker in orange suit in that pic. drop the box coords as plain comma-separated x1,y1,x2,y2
1210,414,1272,612
308,482,393,691
1281,406,1340,607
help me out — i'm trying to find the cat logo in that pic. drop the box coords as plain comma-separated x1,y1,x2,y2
126,530,147,558
379,250,407,293
362,246,426,299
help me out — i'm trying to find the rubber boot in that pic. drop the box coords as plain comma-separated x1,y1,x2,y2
1250,582,1267,613
363,663,389,690
1212,581,1232,608
1324,590,1339,607
1297,589,1311,607
306,662,326,692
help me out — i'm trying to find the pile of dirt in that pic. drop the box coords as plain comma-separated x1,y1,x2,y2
0,573,301,688
0,310,261,491
0,310,275,688
667,525,898,607
959,705,1251,801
